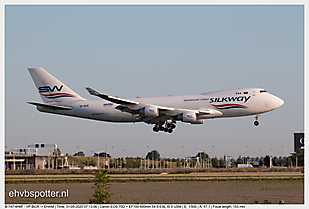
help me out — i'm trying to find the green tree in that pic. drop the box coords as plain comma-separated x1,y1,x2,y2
89,170,112,204
272,156,279,166
195,151,209,160
236,155,243,165
279,156,287,166
73,151,85,156
211,157,219,167
295,148,304,166
287,157,292,167
289,148,304,167
219,158,225,166
259,156,265,167
263,155,271,167
125,157,141,168
146,150,160,160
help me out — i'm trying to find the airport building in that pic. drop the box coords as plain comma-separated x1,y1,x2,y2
5,144,69,170
5,154,37,170
4,153,71,170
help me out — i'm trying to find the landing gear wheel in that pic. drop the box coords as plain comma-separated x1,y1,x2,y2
254,114,260,127
164,127,168,132
153,127,159,132
168,128,173,133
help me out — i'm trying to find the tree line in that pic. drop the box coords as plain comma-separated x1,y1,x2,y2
66,148,304,169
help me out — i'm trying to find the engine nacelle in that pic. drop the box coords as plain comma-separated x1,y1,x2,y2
176,111,204,124
190,119,204,124
139,106,159,117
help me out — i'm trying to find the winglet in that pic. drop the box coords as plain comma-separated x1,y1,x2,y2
86,87,101,96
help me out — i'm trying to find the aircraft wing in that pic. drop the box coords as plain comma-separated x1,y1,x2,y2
86,87,221,122
86,87,140,106
86,87,174,111
28,102,72,110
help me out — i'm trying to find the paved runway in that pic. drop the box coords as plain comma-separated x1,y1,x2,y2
5,172,303,181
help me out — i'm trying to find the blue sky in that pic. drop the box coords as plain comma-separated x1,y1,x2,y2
4,5,304,159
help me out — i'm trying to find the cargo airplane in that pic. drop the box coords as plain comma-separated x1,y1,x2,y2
28,68,284,133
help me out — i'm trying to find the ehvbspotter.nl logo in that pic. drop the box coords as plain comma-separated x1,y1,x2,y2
8,189,69,199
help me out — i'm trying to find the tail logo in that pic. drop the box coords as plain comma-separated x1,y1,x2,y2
38,85,76,99
39,85,63,93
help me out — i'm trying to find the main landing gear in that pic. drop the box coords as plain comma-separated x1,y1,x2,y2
254,115,259,126
153,120,176,133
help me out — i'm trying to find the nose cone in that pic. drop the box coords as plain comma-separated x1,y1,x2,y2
262,92,284,113
271,95,284,110
278,97,284,108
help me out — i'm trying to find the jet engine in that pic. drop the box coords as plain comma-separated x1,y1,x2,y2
139,106,159,117
176,111,204,124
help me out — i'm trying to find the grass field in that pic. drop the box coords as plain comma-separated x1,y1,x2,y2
5,179,304,204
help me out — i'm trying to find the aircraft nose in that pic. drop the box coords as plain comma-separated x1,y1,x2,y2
278,97,284,107
267,94,284,111
273,95,284,109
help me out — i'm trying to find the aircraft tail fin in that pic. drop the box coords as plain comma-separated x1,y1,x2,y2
28,67,85,104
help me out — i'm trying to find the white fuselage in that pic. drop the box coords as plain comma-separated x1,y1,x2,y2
37,88,284,123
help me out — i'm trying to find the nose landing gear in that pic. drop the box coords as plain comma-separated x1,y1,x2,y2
254,115,260,126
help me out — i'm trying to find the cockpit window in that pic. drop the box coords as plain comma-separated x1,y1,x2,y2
260,90,267,93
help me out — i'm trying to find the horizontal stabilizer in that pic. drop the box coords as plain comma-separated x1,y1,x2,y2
27,102,72,110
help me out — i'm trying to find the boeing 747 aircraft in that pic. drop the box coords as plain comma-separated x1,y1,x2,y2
28,68,284,133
